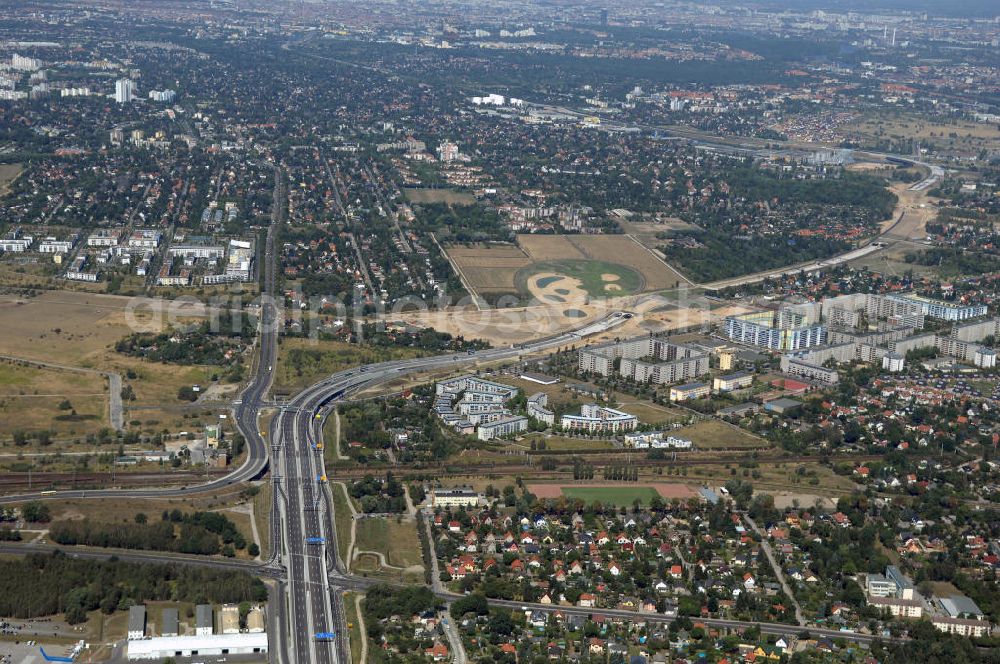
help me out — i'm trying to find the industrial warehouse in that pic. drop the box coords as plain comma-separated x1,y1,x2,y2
125,603,268,660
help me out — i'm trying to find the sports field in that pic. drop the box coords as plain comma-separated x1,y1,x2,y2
560,486,660,506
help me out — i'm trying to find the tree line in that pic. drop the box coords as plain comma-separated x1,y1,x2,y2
49,509,249,556
0,551,267,624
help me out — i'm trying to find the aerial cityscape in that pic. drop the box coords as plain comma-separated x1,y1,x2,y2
0,0,997,662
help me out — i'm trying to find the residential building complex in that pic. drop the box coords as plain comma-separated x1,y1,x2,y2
560,404,638,433
579,336,709,385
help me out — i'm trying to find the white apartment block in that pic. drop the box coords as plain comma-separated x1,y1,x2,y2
527,393,555,426
128,229,162,249
931,617,991,638
477,415,528,441
561,404,637,434
579,336,709,385
38,236,76,254
436,375,517,399
868,597,923,618
87,229,122,247
169,244,225,260
623,431,692,449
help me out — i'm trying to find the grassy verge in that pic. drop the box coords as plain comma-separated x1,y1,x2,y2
253,482,272,559
330,482,354,566
343,591,364,664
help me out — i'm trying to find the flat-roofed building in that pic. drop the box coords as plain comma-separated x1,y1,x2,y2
886,294,988,322
431,487,481,508
779,356,839,385
940,595,985,619
724,310,826,351
520,372,559,385
527,392,555,426
128,605,147,640
578,336,709,385
126,633,268,660
477,415,528,441
713,372,753,393
560,404,638,433
866,573,895,598
195,604,213,636
623,431,692,449
160,608,179,637
669,382,710,402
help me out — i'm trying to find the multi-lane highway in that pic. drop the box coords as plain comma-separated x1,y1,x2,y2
271,309,634,663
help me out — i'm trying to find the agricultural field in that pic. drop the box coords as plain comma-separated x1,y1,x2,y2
403,187,476,205
445,233,685,302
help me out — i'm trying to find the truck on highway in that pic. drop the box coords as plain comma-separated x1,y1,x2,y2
315,632,336,641
305,537,326,545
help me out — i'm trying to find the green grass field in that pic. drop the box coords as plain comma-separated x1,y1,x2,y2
330,483,354,566
354,517,424,575
561,486,661,507
519,260,643,297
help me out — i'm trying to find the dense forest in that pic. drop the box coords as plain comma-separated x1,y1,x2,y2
662,231,851,283
0,552,266,624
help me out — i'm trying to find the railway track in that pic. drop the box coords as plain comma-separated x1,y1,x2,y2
0,469,234,492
